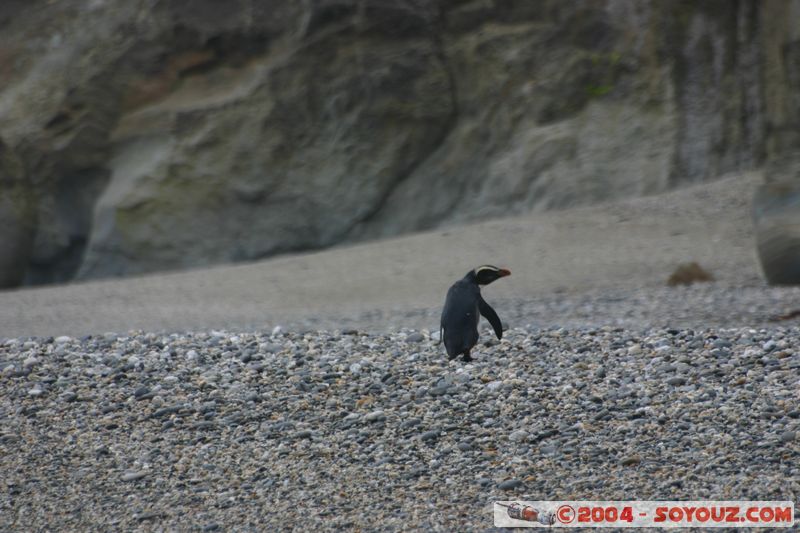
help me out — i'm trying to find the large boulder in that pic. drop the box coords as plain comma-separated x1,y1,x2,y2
0,0,797,284
753,182,800,284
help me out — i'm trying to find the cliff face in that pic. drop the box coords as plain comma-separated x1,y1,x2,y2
0,0,798,285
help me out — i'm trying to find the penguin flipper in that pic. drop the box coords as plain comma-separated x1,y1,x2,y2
478,296,503,340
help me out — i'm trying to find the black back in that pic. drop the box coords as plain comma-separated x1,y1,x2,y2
440,278,481,358
440,270,504,359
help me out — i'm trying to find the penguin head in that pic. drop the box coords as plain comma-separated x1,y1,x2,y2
471,265,511,285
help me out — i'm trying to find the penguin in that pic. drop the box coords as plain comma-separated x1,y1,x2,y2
439,265,510,362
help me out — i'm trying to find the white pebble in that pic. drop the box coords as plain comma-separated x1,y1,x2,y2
186,350,198,361
54,336,71,344
509,430,528,442
365,410,385,422
486,380,503,391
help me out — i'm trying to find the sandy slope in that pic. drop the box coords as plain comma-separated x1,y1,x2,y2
0,172,767,337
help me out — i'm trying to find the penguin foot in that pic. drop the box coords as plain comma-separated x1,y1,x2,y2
462,350,472,362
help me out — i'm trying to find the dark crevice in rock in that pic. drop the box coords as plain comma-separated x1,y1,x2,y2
303,1,358,38
435,2,461,122
25,237,88,286
25,167,110,286
347,4,460,236
0,138,36,288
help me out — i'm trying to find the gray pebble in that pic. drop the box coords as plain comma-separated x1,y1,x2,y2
121,471,147,482
60,392,78,403
420,430,440,442
509,430,527,442
402,418,421,429
540,445,557,455
365,410,385,422
498,479,523,490
621,454,642,466
405,333,424,343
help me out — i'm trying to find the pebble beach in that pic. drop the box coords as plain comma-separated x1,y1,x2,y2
2,286,800,531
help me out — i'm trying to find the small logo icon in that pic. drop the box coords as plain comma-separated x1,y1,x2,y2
498,502,555,525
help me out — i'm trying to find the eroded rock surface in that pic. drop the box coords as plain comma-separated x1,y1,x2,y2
0,1,798,283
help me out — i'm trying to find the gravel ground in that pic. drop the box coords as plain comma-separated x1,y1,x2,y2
2,289,800,531
282,281,800,334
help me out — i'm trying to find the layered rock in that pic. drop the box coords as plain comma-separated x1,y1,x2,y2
0,0,797,284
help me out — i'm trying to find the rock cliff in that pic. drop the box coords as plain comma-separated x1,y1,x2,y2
0,0,798,285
